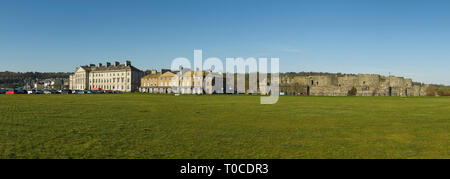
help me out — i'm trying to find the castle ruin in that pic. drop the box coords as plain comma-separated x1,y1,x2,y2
279,73,427,96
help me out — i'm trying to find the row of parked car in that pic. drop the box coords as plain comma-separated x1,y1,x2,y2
0,88,124,95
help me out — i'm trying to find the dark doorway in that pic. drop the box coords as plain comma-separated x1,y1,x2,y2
388,87,392,96
306,86,310,96
405,88,408,96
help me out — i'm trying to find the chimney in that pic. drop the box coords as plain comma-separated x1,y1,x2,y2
98,63,103,67
114,61,120,66
125,60,131,66
106,62,111,67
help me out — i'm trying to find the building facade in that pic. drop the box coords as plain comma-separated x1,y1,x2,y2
69,66,90,90
140,68,221,94
69,61,144,92
141,70,178,93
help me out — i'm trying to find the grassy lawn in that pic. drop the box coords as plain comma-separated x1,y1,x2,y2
0,94,448,159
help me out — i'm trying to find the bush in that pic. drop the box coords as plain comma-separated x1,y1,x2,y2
347,87,357,96
425,86,436,96
437,89,450,96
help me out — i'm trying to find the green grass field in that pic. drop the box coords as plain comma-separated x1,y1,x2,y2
0,94,448,159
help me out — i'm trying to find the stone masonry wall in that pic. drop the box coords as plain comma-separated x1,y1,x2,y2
280,73,426,96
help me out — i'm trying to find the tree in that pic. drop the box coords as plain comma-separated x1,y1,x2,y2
347,87,357,96
437,89,450,96
425,86,436,96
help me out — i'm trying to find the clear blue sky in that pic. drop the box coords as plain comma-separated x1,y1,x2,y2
0,0,449,85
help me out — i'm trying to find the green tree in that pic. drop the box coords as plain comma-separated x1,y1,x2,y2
348,87,357,96
425,86,436,96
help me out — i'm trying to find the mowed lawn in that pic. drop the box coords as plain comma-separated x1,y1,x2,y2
0,94,448,159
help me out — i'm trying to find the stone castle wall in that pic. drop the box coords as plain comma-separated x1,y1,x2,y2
280,74,426,96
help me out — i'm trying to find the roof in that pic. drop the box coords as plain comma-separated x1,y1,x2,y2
89,64,142,72
144,73,161,79
161,71,176,77
75,66,91,72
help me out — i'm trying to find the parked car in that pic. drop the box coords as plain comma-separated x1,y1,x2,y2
104,90,113,94
29,89,44,94
60,89,72,94
43,89,58,94
6,89,18,95
92,90,104,94
4,88,27,94
74,90,86,94
17,90,28,94
113,91,124,94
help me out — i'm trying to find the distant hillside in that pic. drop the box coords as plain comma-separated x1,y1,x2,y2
0,71,71,88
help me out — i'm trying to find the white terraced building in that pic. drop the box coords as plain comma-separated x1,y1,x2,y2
69,61,144,92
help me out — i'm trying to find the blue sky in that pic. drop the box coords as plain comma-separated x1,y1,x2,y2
0,0,449,85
